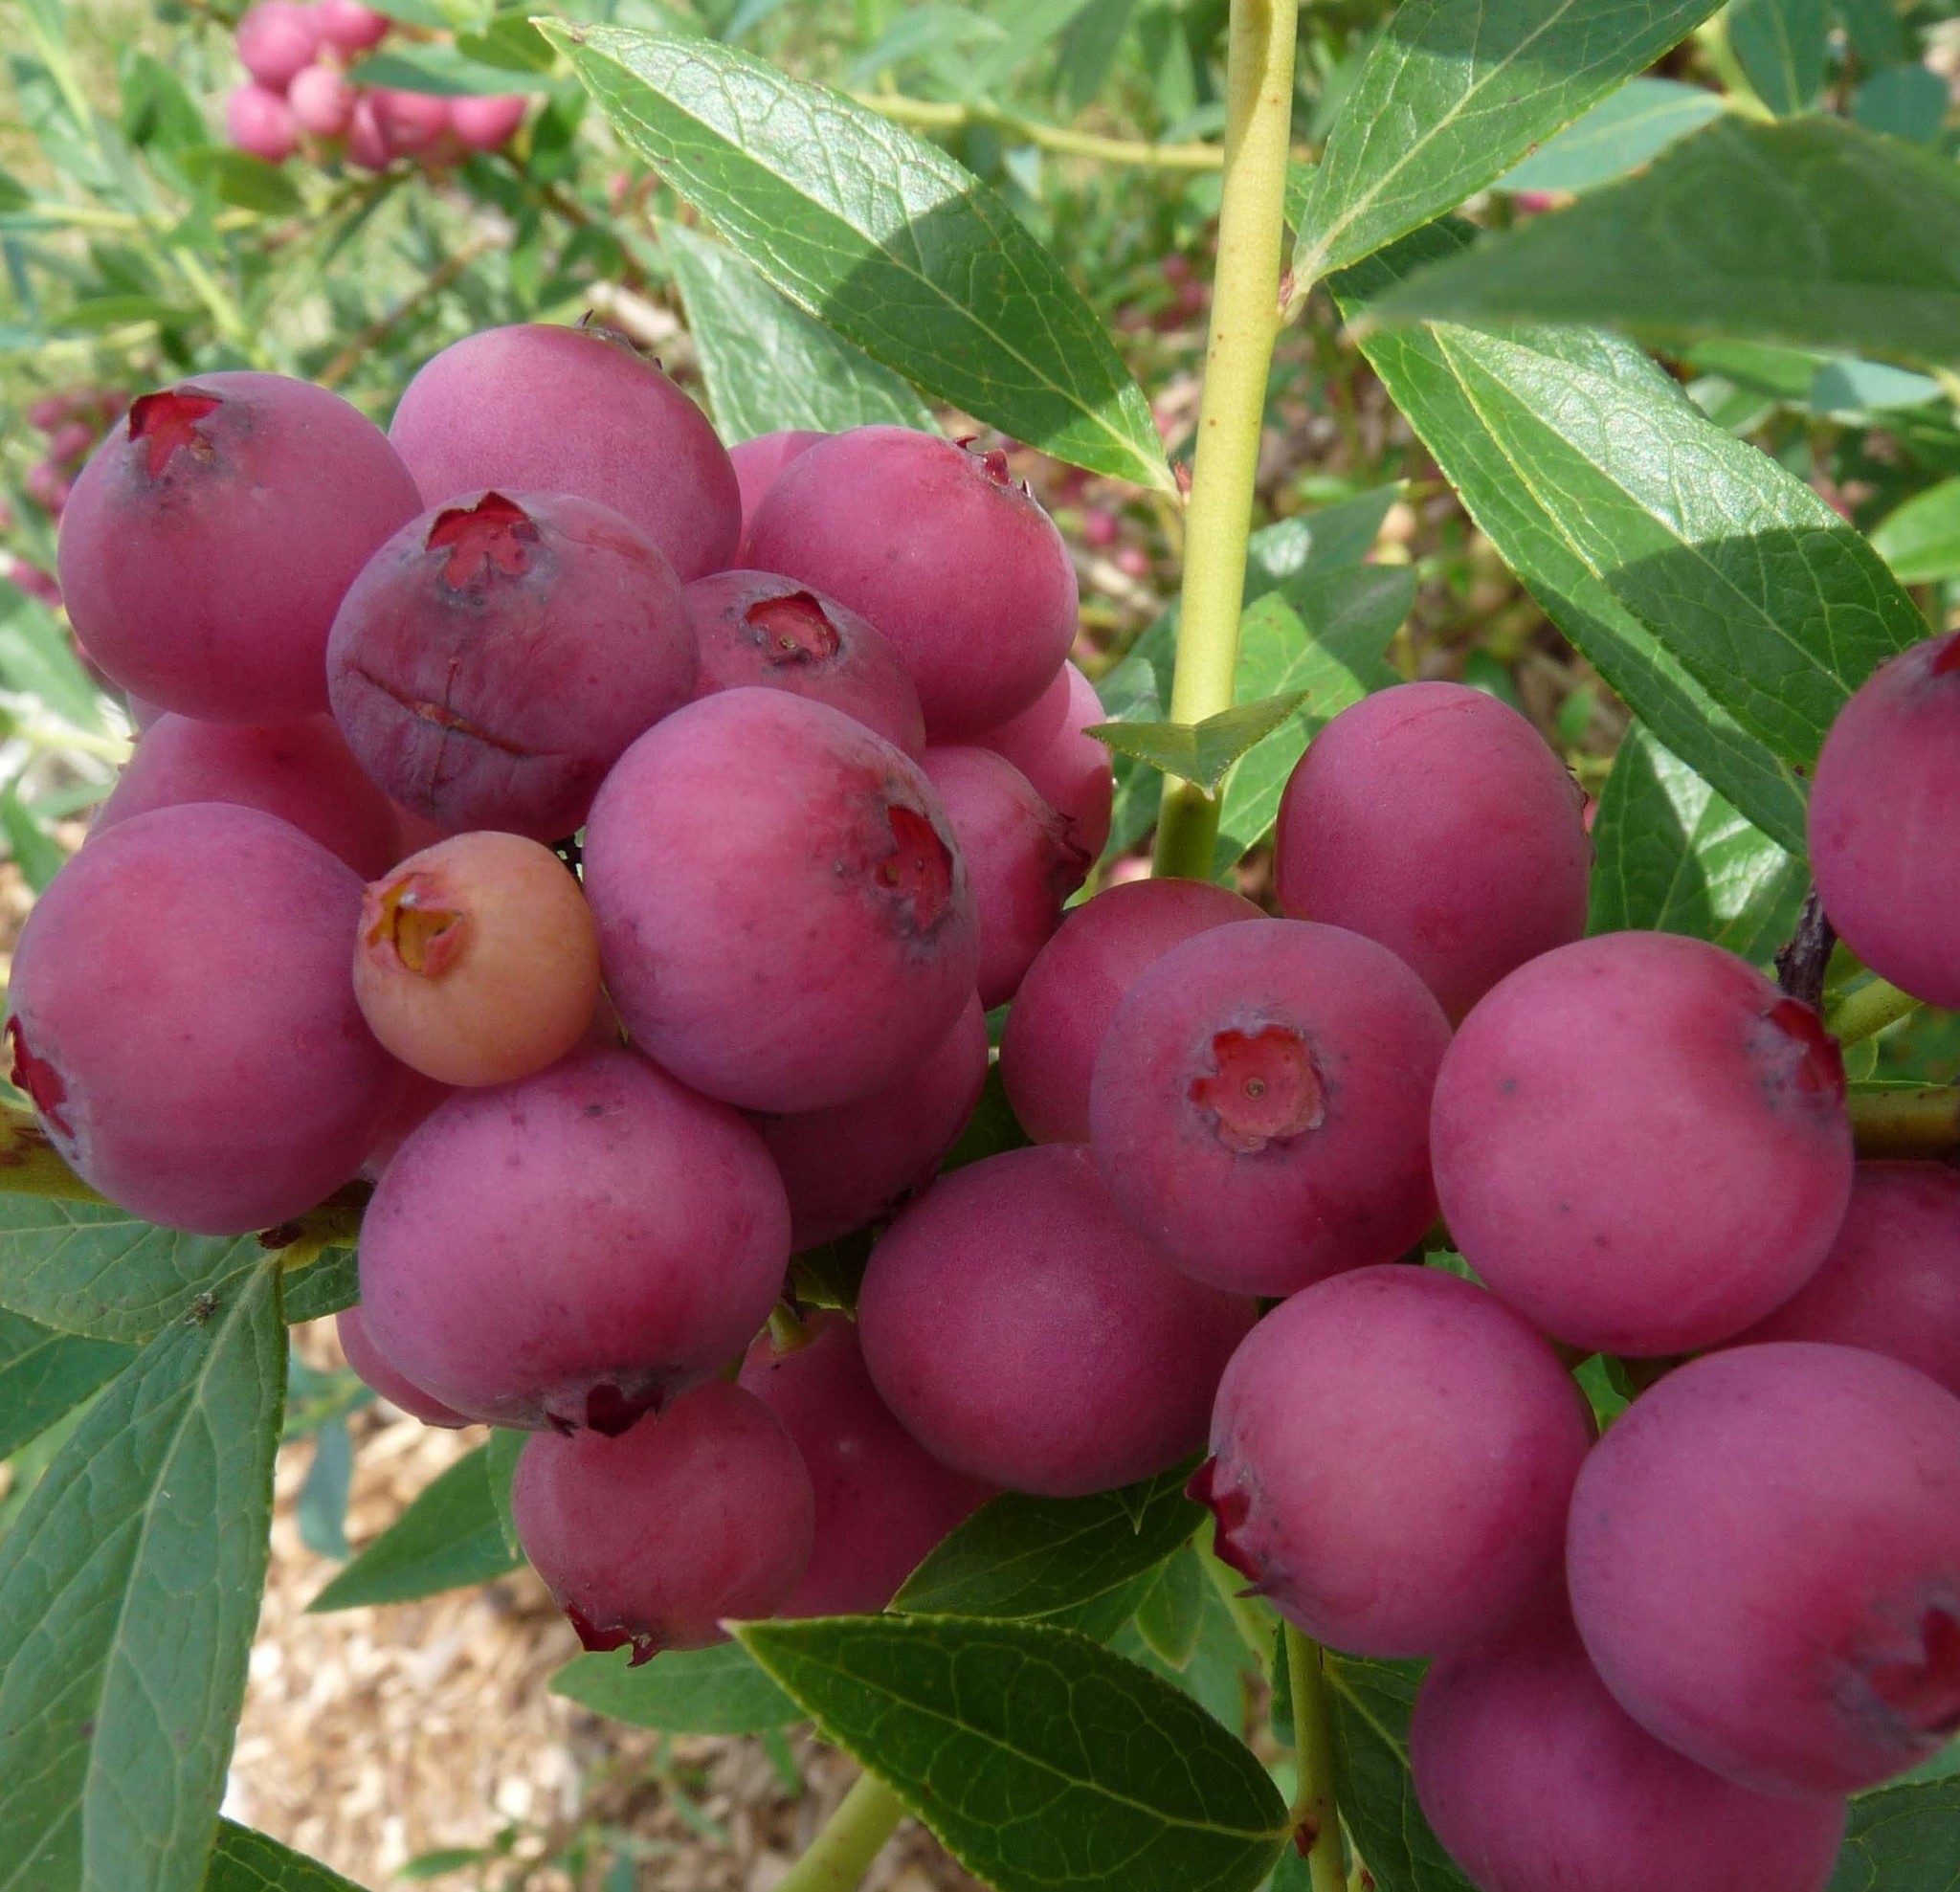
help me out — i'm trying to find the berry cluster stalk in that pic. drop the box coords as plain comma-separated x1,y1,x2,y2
1285,1625,1347,1892
772,1772,905,1892
1150,0,1301,879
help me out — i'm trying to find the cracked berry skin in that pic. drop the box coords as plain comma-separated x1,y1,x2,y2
1412,1607,1847,1892
5,803,402,1235
921,745,1091,1007
746,427,1079,738
1275,681,1591,1023
93,711,402,879
356,1043,790,1433
57,371,421,722
1197,1266,1592,1658
1089,919,1450,1297
1810,631,1960,1009
583,689,979,1113
326,489,695,842
858,1144,1257,1497
751,991,988,1251
513,1380,814,1661
1001,878,1262,1146
741,1311,995,1615
683,568,925,757
1431,930,1854,1357
388,323,740,581
1570,1343,1960,1796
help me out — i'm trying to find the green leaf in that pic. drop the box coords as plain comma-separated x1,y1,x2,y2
1,786,66,892
1325,1654,1474,1892
1587,723,1807,958
1728,0,1827,115
1498,78,1726,194
539,23,1171,491
1810,357,1942,416
0,577,106,731
351,45,550,96
1212,565,1413,873
1133,1541,1206,1668
1293,0,1724,280
895,1462,1202,1626
551,1640,801,1734
295,1416,353,1561
1872,476,1960,583
1334,219,1904,845
0,1199,266,1344
939,1061,1033,1174
0,1308,133,1459
1853,63,1949,145
172,148,304,215
309,1441,522,1613
484,1427,524,1559
1091,692,1311,795
736,1614,1289,1892
1367,116,1960,371
1829,1773,1960,1891
202,1821,365,1892
1111,1575,1261,1733
658,219,934,440
0,1265,285,1892
278,1248,359,1326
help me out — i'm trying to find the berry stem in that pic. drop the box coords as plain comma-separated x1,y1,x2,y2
1285,1624,1348,1892
858,92,1229,170
1826,977,1920,1049
1150,0,1300,879
774,1770,905,1892
1849,1084,1960,1158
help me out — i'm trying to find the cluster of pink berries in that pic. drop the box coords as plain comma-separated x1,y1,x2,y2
12,312,1960,1892
2,387,125,611
226,0,529,169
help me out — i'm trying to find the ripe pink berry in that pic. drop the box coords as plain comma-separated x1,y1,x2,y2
1810,631,1960,1009
57,372,421,722
922,745,1090,1007
746,427,1079,737
582,689,978,1112
388,323,741,581
287,63,356,137
345,95,391,170
315,0,390,52
336,1305,465,1427
225,83,300,163
858,1144,1257,1496
751,991,988,1251
728,429,824,558
446,94,528,152
741,1312,994,1614
1090,919,1451,1297
513,1381,814,1659
1570,1342,1960,1796
684,568,924,757
973,660,1113,861
1274,681,1592,1021
1431,931,1854,1356
1001,878,1261,1145
1196,1266,1592,1658
369,87,448,153
235,1,322,91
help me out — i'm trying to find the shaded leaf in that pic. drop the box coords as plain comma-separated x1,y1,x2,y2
1325,1654,1474,1892
1498,77,1726,194
485,1428,525,1560
1729,0,1827,115
202,1821,364,1892
172,148,304,215
1,787,65,893
1810,357,1942,416
309,1441,522,1613
941,1060,1034,1174
1872,476,1960,583
1213,564,1412,873
351,45,556,97
659,219,934,440
0,1198,264,1344
896,1462,1203,1627
278,1248,359,1327
1294,0,1724,280
552,1640,801,1735
1368,116,1960,371
0,1266,284,1892
1853,63,1949,145
1829,1773,1960,1891
0,1308,133,1459
542,23,1171,490
1091,692,1310,794
1588,723,1808,960
0,577,106,731
737,1614,1289,1892
1134,1541,1206,1668
295,1417,353,1562
1112,1573,1260,1733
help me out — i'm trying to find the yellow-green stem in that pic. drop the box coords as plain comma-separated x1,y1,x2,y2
1151,0,1299,877
1849,1085,1960,1158
774,1773,905,1892
1285,1626,1347,1892
1827,978,1920,1048
859,93,1227,170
